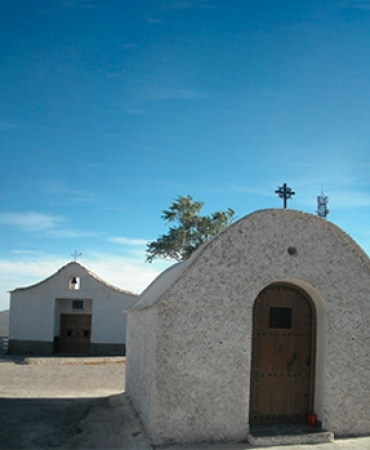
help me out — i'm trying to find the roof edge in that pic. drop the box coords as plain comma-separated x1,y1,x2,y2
127,261,187,312
127,208,370,312
10,261,138,296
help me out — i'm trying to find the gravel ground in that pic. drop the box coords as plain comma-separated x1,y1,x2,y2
0,357,125,398
0,355,369,450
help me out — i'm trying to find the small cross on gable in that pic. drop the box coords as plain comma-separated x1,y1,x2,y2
71,251,82,262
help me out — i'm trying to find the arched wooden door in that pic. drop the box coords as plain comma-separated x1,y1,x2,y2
249,284,316,425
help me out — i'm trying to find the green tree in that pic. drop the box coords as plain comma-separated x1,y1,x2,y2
146,195,235,262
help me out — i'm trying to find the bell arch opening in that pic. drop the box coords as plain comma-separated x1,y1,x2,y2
68,275,80,290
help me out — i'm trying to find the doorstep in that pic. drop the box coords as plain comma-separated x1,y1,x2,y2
248,423,334,447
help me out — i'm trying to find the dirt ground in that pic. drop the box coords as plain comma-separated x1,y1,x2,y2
0,355,150,449
1,355,370,450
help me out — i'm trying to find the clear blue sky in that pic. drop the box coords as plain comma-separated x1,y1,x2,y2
1,0,369,311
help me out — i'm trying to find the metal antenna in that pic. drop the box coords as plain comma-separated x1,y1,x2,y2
317,187,329,219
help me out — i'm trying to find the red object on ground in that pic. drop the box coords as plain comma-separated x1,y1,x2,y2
308,413,317,427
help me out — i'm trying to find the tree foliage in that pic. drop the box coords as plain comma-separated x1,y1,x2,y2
146,195,235,263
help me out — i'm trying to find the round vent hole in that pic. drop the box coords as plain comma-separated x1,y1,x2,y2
288,246,297,256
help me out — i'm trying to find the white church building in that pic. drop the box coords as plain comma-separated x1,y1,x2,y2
126,209,370,446
9,261,137,355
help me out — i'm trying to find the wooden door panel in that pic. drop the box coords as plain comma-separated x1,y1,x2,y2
250,285,315,424
59,314,91,354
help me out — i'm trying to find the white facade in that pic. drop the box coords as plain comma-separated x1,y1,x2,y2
126,209,370,445
9,262,137,355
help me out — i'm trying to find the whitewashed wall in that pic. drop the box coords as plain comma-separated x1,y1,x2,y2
92,293,136,344
126,307,158,434
9,262,137,350
9,295,54,342
126,209,370,445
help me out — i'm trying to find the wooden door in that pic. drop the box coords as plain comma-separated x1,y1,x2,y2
59,314,91,354
249,285,316,424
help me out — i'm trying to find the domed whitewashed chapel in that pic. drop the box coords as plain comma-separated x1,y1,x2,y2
126,209,370,446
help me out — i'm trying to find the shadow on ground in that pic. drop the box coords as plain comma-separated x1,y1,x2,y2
0,353,27,364
0,393,150,449
1,390,370,450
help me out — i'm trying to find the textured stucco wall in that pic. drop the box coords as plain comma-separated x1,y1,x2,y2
9,262,137,351
153,298,251,444
126,307,158,436
126,209,370,445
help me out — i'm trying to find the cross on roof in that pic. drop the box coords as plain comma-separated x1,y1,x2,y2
275,183,295,209
71,251,82,261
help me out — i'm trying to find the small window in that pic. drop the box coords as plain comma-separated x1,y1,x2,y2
69,276,80,290
67,329,72,337
72,300,84,310
83,330,89,338
270,307,292,329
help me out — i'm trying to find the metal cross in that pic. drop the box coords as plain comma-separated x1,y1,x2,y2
275,183,295,209
71,251,82,261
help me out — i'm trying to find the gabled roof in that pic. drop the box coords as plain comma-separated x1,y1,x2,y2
10,261,138,296
128,208,370,312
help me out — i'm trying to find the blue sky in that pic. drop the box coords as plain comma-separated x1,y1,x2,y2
1,0,369,311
